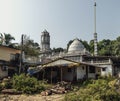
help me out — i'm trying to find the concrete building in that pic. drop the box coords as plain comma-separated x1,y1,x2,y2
38,32,120,83
0,45,20,79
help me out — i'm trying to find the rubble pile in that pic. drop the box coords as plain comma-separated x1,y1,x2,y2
41,81,71,96
1,89,22,94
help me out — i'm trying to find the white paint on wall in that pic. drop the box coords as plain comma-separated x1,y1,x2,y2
100,64,113,76
77,66,86,80
88,73,95,79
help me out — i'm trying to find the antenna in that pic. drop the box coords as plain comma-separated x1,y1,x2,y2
94,0,96,33
94,0,98,56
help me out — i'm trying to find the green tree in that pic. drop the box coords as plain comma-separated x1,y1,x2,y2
0,33,15,46
22,35,40,57
116,36,120,42
52,47,64,53
4,33,15,45
80,40,90,51
98,39,112,56
89,40,94,54
67,40,73,51
113,36,120,56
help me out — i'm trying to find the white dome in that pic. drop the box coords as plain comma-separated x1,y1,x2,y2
68,38,85,54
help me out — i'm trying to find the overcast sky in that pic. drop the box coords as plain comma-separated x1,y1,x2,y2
0,0,120,48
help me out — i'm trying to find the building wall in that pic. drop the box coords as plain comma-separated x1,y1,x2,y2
88,73,95,78
99,64,113,76
0,46,20,61
77,65,101,80
0,66,8,79
77,65,86,80
62,67,75,81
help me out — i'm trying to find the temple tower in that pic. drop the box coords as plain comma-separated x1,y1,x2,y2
41,30,50,52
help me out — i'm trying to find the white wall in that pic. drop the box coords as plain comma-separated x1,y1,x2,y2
77,66,86,80
99,64,113,76
88,73,95,79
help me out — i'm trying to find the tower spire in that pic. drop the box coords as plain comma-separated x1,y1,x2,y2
94,0,98,56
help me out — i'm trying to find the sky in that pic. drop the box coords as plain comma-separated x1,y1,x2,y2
0,0,120,49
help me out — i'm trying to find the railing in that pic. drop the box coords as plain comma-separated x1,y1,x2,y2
83,60,111,64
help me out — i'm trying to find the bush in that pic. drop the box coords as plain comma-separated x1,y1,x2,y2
0,83,2,92
1,81,12,89
12,74,45,94
63,77,120,101
64,93,81,101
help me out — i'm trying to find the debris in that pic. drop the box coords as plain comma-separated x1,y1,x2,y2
41,90,52,96
1,89,22,95
41,81,71,96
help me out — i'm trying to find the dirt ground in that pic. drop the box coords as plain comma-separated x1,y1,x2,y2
0,94,64,101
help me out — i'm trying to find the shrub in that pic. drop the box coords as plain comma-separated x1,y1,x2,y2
12,74,45,94
63,77,120,101
64,93,81,101
1,81,12,89
0,83,2,92
1,78,12,89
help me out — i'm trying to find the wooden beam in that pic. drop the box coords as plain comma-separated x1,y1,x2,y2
86,66,88,79
42,70,45,80
51,68,52,84
61,67,62,82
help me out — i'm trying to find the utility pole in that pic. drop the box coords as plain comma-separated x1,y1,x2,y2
19,34,24,74
94,0,98,56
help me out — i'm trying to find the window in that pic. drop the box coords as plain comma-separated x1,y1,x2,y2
102,68,106,71
68,68,72,72
89,66,95,73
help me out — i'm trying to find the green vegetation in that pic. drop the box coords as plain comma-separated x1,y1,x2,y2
0,74,120,101
63,77,120,101
21,35,40,57
1,33,120,56
0,83,2,92
67,36,120,56
0,74,49,94
12,74,45,94
0,33,15,46
1,80,12,89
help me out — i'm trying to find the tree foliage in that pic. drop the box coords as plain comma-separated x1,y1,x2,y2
52,47,64,53
22,35,40,57
66,36,120,56
1,33,120,56
97,36,120,56
0,33,15,46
